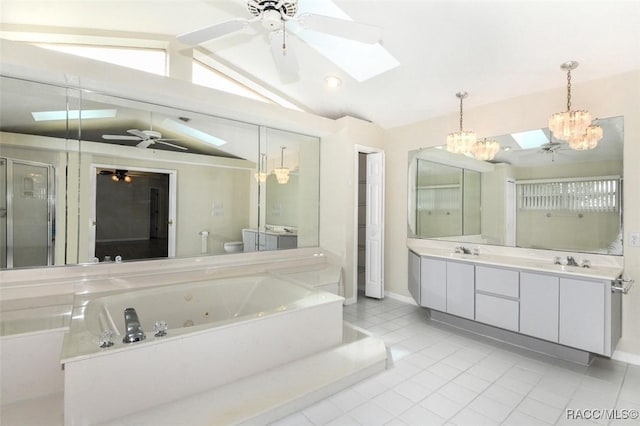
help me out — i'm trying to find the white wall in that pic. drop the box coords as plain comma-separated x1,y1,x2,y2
385,70,640,356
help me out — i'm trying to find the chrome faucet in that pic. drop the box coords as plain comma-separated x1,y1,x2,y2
455,246,472,255
566,256,579,267
123,308,146,343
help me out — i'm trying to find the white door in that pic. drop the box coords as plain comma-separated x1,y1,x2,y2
365,152,384,299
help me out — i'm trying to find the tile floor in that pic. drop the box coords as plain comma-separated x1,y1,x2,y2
274,295,640,426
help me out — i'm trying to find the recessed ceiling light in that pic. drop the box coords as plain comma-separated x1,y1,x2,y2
31,109,117,121
325,75,342,89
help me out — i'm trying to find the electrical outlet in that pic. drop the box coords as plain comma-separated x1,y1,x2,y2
630,232,640,247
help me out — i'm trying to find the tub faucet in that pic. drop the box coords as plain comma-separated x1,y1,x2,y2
123,308,146,344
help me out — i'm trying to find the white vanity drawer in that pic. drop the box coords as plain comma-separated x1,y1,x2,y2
475,266,519,298
475,293,519,331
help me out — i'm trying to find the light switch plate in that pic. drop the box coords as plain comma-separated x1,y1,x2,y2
630,232,640,247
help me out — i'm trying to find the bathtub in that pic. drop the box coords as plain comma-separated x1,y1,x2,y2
62,274,344,426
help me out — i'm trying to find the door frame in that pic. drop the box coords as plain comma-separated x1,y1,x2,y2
350,145,385,304
89,163,177,260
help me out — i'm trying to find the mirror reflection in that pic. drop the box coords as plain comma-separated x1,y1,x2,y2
0,75,320,269
408,116,623,255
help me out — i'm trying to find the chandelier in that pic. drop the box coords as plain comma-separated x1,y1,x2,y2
548,61,602,150
254,153,267,182
472,138,500,161
447,92,476,155
273,146,290,184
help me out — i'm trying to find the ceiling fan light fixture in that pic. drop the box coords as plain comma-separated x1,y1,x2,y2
548,61,602,150
446,92,476,155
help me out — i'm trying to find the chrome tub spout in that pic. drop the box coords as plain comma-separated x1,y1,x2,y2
123,307,146,343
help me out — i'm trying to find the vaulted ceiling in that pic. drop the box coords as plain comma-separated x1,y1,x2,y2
1,0,639,129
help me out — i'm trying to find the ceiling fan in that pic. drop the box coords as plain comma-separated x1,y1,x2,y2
177,0,383,79
102,129,188,151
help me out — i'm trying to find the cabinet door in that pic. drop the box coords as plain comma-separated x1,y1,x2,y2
446,261,475,319
243,231,256,252
408,251,420,305
520,272,559,342
559,278,605,354
420,257,446,311
265,234,279,250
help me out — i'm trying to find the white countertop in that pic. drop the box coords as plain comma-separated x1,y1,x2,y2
408,242,623,281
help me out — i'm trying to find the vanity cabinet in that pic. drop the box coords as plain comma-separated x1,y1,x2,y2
243,230,297,252
417,256,474,319
559,277,606,354
408,251,421,304
408,249,621,358
419,257,447,311
475,265,519,331
520,272,559,342
446,261,475,319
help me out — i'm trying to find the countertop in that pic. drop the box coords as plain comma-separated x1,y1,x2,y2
407,243,623,281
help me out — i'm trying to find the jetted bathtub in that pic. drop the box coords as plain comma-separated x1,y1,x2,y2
62,274,344,426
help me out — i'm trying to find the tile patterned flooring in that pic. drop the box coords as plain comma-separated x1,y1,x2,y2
274,295,640,426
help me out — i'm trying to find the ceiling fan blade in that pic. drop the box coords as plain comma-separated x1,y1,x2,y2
270,30,299,83
297,13,382,44
177,19,250,46
102,135,140,141
127,129,149,139
157,140,188,150
137,140,153,149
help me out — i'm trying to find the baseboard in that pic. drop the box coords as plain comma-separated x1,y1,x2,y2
384,291,417,306
612,350,640,366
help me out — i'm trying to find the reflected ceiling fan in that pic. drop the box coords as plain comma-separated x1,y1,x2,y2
177,0,383,79
102,129,187,150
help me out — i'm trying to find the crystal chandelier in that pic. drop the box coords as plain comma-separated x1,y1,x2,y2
273,146,290,184
472,138,500,161
569,123,603,151
447,92,476,155
254,153,267,182
548,61,602,150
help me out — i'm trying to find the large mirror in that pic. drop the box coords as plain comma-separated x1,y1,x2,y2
0,75,320,269
408,116,624,255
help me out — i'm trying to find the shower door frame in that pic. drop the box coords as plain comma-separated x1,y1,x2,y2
1,157,55,269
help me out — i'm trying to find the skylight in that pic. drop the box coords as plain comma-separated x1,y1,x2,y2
288,0,399,82
192,60,272,104
511,129,549,150
34,43,167,76
32,109,117,121
162,119,227,147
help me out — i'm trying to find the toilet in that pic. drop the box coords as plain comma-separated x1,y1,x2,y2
223,241,244,253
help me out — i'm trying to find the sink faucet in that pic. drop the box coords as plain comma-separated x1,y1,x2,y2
566,256,579,267
123,308,146,343
455,246,472,255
